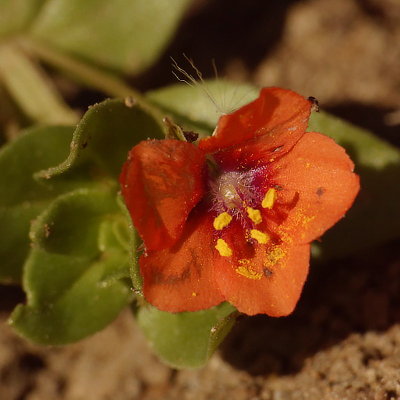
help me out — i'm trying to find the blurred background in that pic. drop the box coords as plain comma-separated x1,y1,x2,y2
0,0,399,399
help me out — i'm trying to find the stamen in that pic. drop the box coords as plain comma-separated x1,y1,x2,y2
213,212,232,230
215,239,232,257
250,229,270,244
246,207,262,224
262,188,277,209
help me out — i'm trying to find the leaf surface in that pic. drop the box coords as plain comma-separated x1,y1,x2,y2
30,0,192,73
0,126,76,282
10,189,132,344
136,302,237,368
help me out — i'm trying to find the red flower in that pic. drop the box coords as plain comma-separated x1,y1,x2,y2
120,88,360,316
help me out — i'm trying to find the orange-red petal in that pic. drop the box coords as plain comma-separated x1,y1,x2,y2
268,132,360,244
120,139,205,251
140,210,225,312
199,87,312,168
213,236,310,316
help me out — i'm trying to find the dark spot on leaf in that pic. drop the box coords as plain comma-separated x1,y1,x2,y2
316,187,325,196
81,141,88,149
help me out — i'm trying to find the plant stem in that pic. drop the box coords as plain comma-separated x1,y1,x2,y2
19,37,139,97
18,37,166,123
0,42,78,125
18,37,165,123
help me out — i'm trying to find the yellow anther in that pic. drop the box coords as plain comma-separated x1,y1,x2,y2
246,207,262,224
213,212,232,230
262,188,277,209
215,239,232,257
250,229,270,244
236,265,263,280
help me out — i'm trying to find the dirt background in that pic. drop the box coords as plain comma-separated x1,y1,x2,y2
1,0,400,399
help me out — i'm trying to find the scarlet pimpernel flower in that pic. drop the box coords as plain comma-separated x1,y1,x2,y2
120,88,360,316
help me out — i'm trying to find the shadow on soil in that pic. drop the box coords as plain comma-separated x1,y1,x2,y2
134,0,303,90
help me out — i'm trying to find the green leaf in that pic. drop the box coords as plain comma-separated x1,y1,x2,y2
31,98,163,290
30,0,193,74
0,126,73,206
147,81,400,257
308,111,400,258
10,189,132,344
117,194,143,291
147,79,258,136
0,1,191,123
0,43,78,125
0,0,44,38
0,126,76,282
0,97,162,283
31,189,120,257
37,98,166,181
136,302,237,369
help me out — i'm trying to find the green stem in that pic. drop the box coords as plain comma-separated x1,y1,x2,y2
18,37,166,125
19,37,138,98
0,42,78,125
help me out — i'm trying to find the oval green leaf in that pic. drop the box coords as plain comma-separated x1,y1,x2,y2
0,126,76,282
0,0,44,38
10,188,132,344
37,98,166,181
147,79,258,136
136,302,237,369
30,0,192,74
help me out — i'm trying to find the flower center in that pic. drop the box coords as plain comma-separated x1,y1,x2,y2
215,171,255,210
210,168,269,221
209,167,278,241
209,167,281,279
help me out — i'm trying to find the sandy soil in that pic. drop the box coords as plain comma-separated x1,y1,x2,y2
1,0,400,399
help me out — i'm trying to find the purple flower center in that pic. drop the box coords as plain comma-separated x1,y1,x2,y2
209,167,268,223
